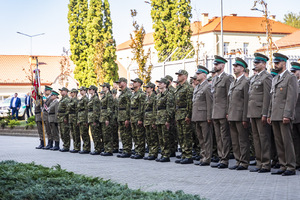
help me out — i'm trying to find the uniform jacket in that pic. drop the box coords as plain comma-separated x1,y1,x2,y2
67,97,78,124
117,87,132,122
100,92,113,122
144,92,157,126
247,70,272,118
43,96,53,121
268,70,298,121
48,99,59,123
34,99,42,122
211,72,234,119
191,80,213,122
155,89,174,125
130,88,146,123
77,95,88,124
57,95,70,123
227,75,249,122
174,81,193,121
293,80,300,124
87,94,100,123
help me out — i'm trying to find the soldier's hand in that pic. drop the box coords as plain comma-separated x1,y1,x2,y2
105,120,109,126
64,119,68,124
93,122,97,126
138,120,143,126
261,116,267,125
283,117,290,124
125,120,130,128
165,122,170,130
85,123,88,127
207,119,212,124
242,121,248,129
267,117,271,125
152,124,156,129
185,117,191,124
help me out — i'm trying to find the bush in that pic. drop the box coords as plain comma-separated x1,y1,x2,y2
0,119,9,129
0,160,204,200
27,115,36,123
25,121,36,130
7,119,21,129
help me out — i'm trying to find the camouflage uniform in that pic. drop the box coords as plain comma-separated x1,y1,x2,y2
174,75,194,160
88,87,102,153
99,90,114,154
117,86,132,155
130,86,146,157
77,90,90,152
111,90,119,152
57,88,71,150
43,94,53,144
68,89,80,151
155,88,174,159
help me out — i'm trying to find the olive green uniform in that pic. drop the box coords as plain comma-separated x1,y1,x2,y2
88,95,102,153
77,95,90,151
68,96,80,151
57,95,70,150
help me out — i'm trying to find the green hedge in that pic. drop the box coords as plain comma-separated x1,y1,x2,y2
0,160,204,200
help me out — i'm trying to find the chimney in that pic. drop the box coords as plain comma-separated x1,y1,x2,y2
230,13,237,16
201,13,209,26
270,15,276,20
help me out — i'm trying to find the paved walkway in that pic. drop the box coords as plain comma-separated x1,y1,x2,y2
1,135,300,200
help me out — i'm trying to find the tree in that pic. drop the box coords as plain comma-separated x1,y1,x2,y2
283,12,300,29
129,9,152,84
150,0,193,62
59,48,73,88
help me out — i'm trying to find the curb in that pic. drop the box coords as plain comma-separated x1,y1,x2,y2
0,127,38,137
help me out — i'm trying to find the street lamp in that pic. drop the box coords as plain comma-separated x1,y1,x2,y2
16,32,45,55
220,0,224,57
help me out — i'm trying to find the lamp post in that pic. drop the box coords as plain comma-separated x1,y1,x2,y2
16,32,45,55
220,0,224,57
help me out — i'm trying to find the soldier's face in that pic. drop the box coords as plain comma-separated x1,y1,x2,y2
80,90,86,96
214,63,223,72
274,61,285,72
254,61,266,72
50,95,56,100
177,74,186,82
146,87,152,93
102,87,108,92
294,70,300,79
158,82,166,89
196,73,203,82
61,91,67,96
45,90,51,95
233,65,244,75
133,81,140,88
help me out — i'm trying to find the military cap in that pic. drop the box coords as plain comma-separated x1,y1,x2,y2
51,90,59,96
59,87,69,92
100,82,110,88
88,85,98,91
165,75,173,82
254,53,269,63
214,55,227,64
156,78,169,85
99,90,105,94
291,62,300,72
79,86,87,91
271,68,279,77
70,88,78,93
196,65,209,74
233,57,248,68
111,89,117,94
143,82,156,88
131,78,143,85
190,75,197,80
175,69,188,76
115,77,127,83
45,85,53,91
273,53,289,63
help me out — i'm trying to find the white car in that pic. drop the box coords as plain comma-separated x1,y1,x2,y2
0,95,28,120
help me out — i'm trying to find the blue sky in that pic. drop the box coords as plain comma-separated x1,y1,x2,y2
0,0,299,56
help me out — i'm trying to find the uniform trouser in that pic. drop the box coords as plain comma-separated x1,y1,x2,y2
118,121,132,154
292,123,300,167
195,121,212,163
36,121,43,140
131,122,146,156
101,122,113,153
251,118,271,170
213,118,231,165
192,122,201,156
176,119,193,159
157,124,170,158
145,125,159,157
44,120,52,140
79,122,90,151
50,122,59,142
270,127,279,164
59,121,70,149
211,125,218,157
112,120,119,150
169,119,178,154
70,122,81,151
229,121,250,168
90,122,102,152
271,121,296,171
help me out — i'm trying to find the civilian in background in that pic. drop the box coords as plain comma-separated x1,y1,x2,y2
25,92,33,120
10,93,21,120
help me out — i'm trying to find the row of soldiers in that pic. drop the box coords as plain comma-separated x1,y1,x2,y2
35,52,300,176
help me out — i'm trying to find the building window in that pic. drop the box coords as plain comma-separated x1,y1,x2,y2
224,42,229,55
243,43,249,55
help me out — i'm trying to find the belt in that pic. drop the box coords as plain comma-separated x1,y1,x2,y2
119,108,126,110
131,107,138,110
69,111,76,114
88,109,93,112
58,111,65,113
145,108,153,112
157,106,166,110
101,107,107,110
176,106,186,109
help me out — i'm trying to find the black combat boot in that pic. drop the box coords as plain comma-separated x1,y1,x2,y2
35,140,44,149
50,141,59,151
43,140,53,150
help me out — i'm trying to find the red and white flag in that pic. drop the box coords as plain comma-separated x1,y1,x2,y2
31,58,41,100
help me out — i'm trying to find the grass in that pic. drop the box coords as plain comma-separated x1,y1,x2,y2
0,160,205,200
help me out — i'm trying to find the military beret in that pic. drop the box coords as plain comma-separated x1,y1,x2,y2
196,65,209,74
100,82,110,88
59,87,69,92
175,69,188,76
214,55,227,64
156,78,169,85
79,86,87,91
88,85,98,91
291,62,300,71
111,89,117,94
165,75,173,82
273,53,289,63
233,57,248,68
70,88,78,93
115,77,127,83
131,78,143,85
254,53,269,63
45,85,53,91
143,82,156,88
51,90,59,96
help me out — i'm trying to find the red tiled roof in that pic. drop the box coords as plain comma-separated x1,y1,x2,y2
0,55,75,86
117,16,299,51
